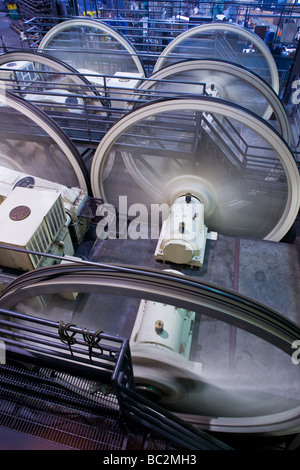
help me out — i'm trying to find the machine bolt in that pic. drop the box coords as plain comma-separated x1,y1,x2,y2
179,221,185,233
185,192,192,203
155,320,164,335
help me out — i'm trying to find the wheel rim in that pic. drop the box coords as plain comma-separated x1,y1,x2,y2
0,90,89,190
38,18,145,78
91,96,300,241
0,262,299,435
154,23,279,94
136,58,289,142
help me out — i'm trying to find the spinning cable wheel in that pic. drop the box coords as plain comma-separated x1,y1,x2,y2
91,96,300,244
0,91,89,190
0,50,106,112
153,22,279,94
135,58,290,143
0,263,299,435
38,18,145,80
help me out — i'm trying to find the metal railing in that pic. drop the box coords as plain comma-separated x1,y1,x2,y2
14,1,300,83
0,306,232,449
0,66,287,172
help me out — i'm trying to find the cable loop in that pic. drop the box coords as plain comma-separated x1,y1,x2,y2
83,328,104,362
58,321,77,356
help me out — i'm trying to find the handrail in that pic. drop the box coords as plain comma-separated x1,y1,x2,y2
0,306,232,449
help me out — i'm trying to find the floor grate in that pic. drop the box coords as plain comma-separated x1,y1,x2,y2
0,360,180,450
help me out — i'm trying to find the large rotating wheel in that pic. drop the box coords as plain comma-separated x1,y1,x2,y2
135,59,290,143
153,23,279,94
0,263,299,435
0,90,89,191
38,18,145,79
0,50,106,110
0,50,108,152
91,96,300,242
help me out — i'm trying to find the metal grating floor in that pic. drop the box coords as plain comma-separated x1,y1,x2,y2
0,359,181,450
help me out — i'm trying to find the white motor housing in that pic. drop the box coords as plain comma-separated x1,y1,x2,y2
131,299,195,359
130,290,202,402
155,194,207,267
